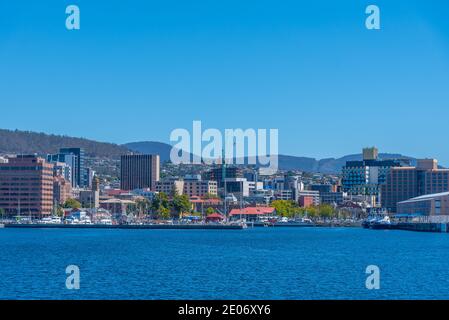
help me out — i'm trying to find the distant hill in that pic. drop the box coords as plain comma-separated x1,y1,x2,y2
124,141,175,162
124,141,416,173
0,129,129,159
0,130,421,173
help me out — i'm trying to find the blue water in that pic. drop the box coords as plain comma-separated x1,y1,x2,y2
1,227,449,300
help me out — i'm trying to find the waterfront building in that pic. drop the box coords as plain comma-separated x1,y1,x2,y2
397,191,449,216
342,147,409,202
0,155,54,217
120,154,160,191
229,206,276,221
382,159,449,212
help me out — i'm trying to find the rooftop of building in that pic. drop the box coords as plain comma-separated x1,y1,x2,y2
229,206,275,215
398,191,449,204
100,198,136,204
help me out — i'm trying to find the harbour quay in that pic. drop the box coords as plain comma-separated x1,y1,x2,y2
3,223,245,230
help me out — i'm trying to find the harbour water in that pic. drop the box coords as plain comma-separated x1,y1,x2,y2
1,227,449,300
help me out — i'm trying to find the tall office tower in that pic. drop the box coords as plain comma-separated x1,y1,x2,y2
47,153,78,188
120,154,160,191
0,155,54,217
342,147,410,200
382,159,449,212
59,148,87,188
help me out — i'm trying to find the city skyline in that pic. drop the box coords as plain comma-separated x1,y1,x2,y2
1,1,449,163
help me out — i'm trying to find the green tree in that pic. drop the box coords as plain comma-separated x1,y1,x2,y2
318,204,334,218
56,205,64,217
206,207,215,215
171,194,191,217
63,198,81,209
306,206,319,219
271,200,298,217
159,206,171,220
151,193,171,219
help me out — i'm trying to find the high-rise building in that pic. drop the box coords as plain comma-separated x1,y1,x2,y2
382,159,449,212
47,153,79,188
59,148,87,187
0,155,54,217
120,154,160,191
342,148,409,200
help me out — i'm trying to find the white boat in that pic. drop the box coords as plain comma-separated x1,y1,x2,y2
99,218,113,225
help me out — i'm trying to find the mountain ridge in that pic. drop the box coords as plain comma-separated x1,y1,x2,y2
0,128,420,173
123,141,417,173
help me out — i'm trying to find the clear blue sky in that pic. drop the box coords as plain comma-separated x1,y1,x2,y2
1,1,449,164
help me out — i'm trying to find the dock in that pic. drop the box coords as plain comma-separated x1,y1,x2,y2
2,223,245,230
395,222,449,233
369,222,449,233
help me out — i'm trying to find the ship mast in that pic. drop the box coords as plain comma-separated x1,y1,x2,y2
222,147,227,221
